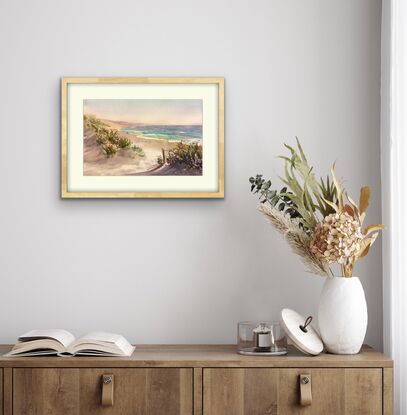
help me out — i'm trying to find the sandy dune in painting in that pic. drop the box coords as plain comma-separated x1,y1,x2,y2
83,99,203,176
84,123,176,176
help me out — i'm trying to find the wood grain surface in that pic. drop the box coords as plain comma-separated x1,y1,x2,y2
13,368,192,415
0,345,392,415
204,368,382,415
0,345,393,368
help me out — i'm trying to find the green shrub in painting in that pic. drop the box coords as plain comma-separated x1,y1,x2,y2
85,114,145,159
106,130,120,146
101,143,117,156
167,142,202,169
118,136,132,149
132,145,145,157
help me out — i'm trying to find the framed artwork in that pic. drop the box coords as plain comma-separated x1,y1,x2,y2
61,77,224,198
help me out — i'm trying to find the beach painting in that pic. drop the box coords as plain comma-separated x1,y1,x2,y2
61,77,224,198
83,99,203,176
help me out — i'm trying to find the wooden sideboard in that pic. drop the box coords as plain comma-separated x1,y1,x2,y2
0,345,392,415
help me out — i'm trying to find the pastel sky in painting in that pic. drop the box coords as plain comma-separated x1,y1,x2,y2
84,99,202,125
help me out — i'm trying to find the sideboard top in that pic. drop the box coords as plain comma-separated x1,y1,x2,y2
0,345,392,368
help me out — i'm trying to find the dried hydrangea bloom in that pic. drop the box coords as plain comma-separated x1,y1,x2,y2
310,212,363,264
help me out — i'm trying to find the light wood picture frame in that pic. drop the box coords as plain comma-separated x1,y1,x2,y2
61,77,224,198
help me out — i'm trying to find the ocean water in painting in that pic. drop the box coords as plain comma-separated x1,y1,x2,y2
122,125,202,143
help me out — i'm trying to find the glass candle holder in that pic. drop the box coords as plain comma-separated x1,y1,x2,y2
237,321,287,355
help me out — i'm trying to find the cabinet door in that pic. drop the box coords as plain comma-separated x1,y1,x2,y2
13,368,193,415
203,368,279,415
279,368,382,415
203,368,382,415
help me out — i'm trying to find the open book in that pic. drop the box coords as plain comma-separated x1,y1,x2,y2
5,330,135,357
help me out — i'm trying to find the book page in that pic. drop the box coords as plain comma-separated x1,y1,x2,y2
69,332,135,356
18,329,76,348
6,350,60,357
79,332,123,344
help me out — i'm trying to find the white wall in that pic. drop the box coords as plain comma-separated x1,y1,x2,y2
0,0,383,350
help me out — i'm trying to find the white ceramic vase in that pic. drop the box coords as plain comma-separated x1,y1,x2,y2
318,276,367,354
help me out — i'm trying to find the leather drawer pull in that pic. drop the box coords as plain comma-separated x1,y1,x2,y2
299,374,312,406
101,374,114,406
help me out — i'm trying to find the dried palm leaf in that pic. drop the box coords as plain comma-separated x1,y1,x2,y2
355,232,380,260
359,187,370,215
323,198,339,213
345,192,360,219
364,224,385,236
331,164,343,210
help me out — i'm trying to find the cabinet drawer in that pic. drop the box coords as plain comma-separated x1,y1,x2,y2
203,368,382,415
13,368,193,415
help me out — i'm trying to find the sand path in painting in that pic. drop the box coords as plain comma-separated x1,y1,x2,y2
130,163,202,176
83,127,177,176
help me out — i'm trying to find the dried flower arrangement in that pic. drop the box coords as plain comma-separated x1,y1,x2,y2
249,138,383,277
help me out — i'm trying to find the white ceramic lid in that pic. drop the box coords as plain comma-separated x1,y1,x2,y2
280,308,324,355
